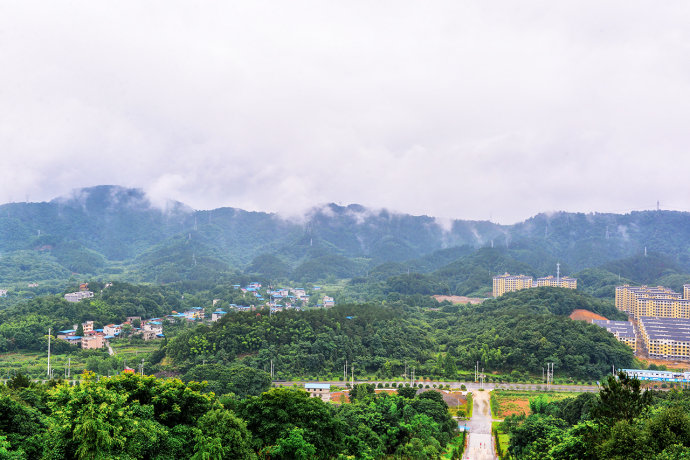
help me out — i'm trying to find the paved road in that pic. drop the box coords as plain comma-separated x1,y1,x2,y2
465,390,497,460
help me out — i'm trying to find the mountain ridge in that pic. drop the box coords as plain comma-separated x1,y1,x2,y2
0,185,689,288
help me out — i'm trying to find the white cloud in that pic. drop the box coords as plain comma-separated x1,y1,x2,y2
1,1,689,223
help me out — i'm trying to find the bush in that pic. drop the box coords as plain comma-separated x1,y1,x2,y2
377,382,383,388
391,382,397,388
460,384,467,391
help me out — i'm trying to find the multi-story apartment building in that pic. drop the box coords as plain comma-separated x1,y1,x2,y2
591,319,637,351
638,316,690,360
615,285,690,319
535,275,578,289
492,274,533,297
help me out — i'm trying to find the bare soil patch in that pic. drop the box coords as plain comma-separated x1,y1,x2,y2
433,295,485,305
569,309,608,322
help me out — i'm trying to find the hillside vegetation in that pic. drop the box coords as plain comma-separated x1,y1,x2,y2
1,186,690,295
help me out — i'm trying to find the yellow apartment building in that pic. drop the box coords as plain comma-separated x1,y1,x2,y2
492,274,533,297
638,316,690,360
591,319,637,351
493,272,578,297
535,275,577,289
616,285,688,318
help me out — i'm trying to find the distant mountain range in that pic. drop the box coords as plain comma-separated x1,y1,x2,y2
1,185,689,293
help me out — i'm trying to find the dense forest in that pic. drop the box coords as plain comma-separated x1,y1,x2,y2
503,371,690,459
164,288,633,380
0,373,457,459
0,280,633,381
2,186,690,295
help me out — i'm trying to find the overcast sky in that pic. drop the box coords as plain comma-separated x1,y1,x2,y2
1,1,689,223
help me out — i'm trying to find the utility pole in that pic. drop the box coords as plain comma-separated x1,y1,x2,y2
344,360,347,382
351,363,354,388
545,363,554,388
140,358,145,376
404,362,407,381
411,367,415,387
480,368,485,390
271,359,274,380
47,328,51,378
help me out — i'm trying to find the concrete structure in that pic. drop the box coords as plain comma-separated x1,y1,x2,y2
57,329,76,340
64,291,94,302
82,321,94,334
211,310,227,322
184,308,204,320
323,296,335,307
592,320,637,350
616,285,690,319
304,383,331,401
81,334,105,349
638,316,690,360
103,324,122,337
142,330,157,341
492,273,534,297
535,275,577,289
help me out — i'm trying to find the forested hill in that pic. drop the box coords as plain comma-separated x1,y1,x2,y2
164,287,633,380
2,185,690,286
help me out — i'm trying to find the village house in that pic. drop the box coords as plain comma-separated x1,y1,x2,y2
57,329,76,340
292,288,306,297
142,330,158,341
82,321,94,334
81,333,105,349
0,289,7,297
103,324,122,337
323,296,335,307
142,320,163,335
184,307,204,320
304,383,331,401
64,291,94,302
211,310,227,322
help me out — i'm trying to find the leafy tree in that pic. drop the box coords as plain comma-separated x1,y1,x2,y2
237,387,343,458
592,371,652,425
264,427,316,460
397,386,418,399
192,409,254,459
184,363,271,398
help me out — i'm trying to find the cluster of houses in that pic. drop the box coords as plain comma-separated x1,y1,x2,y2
57,316,165,349
235,282,334,310
0,289,7,297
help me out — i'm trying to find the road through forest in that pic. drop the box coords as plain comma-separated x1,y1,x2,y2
465,390,497,460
